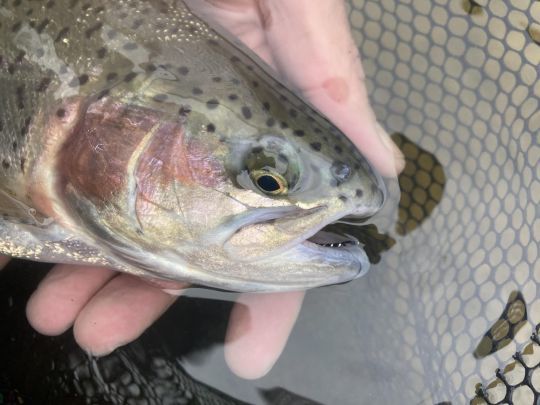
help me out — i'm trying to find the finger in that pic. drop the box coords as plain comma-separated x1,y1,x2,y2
73,274,179,356
186,0,275,65
0,255,9,270
26,264,115,335
265,0,405,176
224,291,304,379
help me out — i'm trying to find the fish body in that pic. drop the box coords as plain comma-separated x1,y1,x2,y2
0,0,385,291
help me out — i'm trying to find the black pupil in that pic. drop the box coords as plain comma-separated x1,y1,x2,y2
257,175,280,192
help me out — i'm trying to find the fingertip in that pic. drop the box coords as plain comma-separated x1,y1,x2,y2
374,122,405,176
26,289,71,336
73,275,177,357
26,265,115,336
224,291,304,380
73,313,123,357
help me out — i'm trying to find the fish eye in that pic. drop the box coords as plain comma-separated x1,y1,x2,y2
250,169,288,195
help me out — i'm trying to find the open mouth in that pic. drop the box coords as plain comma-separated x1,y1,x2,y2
220,205,375,268
305,229,360,248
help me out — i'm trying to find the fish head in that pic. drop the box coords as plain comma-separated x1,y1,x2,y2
39,35,385,292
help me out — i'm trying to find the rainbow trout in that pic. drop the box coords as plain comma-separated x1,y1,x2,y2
0,0,385,291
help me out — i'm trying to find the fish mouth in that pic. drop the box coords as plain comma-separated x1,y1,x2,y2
219,205,375,281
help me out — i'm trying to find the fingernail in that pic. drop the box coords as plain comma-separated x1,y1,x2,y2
375,122,405,174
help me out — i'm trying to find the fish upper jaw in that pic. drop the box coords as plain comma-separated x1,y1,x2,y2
219,203,374,262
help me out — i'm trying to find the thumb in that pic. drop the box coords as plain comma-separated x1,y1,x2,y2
263,0,404,176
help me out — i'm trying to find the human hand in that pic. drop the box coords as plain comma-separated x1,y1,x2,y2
3,0,403,381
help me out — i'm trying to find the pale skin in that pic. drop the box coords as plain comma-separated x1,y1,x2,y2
0,0,403,380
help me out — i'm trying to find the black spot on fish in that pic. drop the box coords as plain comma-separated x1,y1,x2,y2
252,146,263,154
356,189,364,198
289,109,298,118
124,72,137,82
55,27,70,43
266,118,275,127
11,141,17,150
107,30,118,40
231,78,241,85
228,94,238,101
246,65,254,71
314,128,322,134
178,66,189,76
96,47,107,59
36,77,51,92
2,160,9,169
13,0,22,6
85,22,103,39
106,72,118,82
207,39,219,46
78,74,89,85
144,63,157,72
241,107,252,119
206,99,220,109
262,102,271,111
178,105,191,117
280,122,289,129
192,87,203,96
252,80,259,88
310,142,322,151
123,42,138,51
36,18,50,34
21,117,30,136
11,21,22,33
56,108,66,118
15,51,25,63
153,94,168,102
45,0,55,8
230,56,240,63
206,123,216,133
334,145,343,154
212,76,222,83
132,18,144,30
8,64,15,75
278,154,288,164
294,130,305,137
339,195,348,202
16,85,24,110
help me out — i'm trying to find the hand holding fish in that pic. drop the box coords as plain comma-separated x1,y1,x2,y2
0,0,402,380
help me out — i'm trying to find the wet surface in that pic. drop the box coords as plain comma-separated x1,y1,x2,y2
0,0,539,404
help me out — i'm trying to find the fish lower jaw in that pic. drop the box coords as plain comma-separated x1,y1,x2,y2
297,238,370,280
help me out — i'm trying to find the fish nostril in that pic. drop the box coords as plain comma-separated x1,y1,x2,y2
331,161,351,183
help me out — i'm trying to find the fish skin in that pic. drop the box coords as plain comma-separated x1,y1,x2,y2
0,0,385,291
